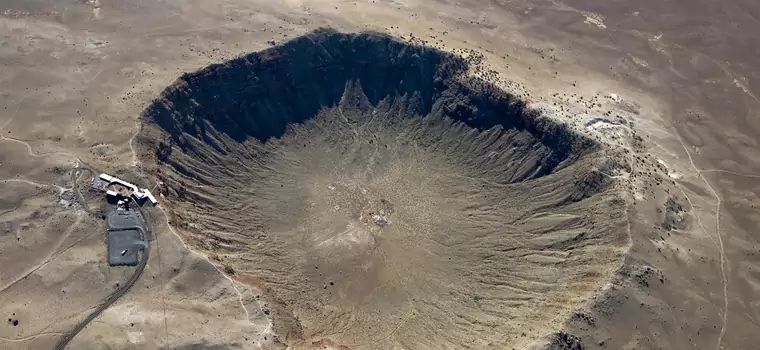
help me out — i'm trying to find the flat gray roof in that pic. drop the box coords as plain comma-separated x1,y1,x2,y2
106,210,147,233
105,209,149,266
107,229,142,266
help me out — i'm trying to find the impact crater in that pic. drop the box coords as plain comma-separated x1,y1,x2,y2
136,29,628,349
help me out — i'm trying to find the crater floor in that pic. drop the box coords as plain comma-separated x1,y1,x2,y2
137,29,628,348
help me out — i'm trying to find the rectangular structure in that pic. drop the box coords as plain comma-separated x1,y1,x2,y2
105,209,149,266
107,229,141,266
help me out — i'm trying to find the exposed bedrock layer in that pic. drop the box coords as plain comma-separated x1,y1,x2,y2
137,29,629,349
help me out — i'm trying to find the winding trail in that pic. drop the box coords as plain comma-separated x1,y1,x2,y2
0,332,66,343
700,169,760,179
0,178,70,195
670,128,729,350
0,212,84,293
0,135,78,160
128,124,142,167
156,205,259,325
155,204,274,346
0,173,80,292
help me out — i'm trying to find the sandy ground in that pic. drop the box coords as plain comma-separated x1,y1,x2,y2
1,0,759,349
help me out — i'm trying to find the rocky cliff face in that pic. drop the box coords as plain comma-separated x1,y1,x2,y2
142,28,595,180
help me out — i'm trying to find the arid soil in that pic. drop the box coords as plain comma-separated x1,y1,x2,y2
1,0,759,349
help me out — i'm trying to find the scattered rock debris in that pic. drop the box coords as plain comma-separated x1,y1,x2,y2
548,332,584,350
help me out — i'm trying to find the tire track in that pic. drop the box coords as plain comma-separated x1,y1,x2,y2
0,135,78,160
700,169,760,179
0,332,65,343
670,128,729,350
0,212,84,293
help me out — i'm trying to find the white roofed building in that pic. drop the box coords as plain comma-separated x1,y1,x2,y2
94,173,159,206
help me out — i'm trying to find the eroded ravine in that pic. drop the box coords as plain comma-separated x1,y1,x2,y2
135,29,629,349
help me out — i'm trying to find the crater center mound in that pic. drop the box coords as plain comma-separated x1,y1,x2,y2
137,29,628,348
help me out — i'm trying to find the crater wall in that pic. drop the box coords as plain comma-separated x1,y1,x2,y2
136,29,628,349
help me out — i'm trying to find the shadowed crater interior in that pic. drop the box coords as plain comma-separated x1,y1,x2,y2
137,29,628,349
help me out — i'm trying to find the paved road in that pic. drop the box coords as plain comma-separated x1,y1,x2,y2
54,164,152,350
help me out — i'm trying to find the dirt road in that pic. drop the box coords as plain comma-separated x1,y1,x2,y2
54,164,152,350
